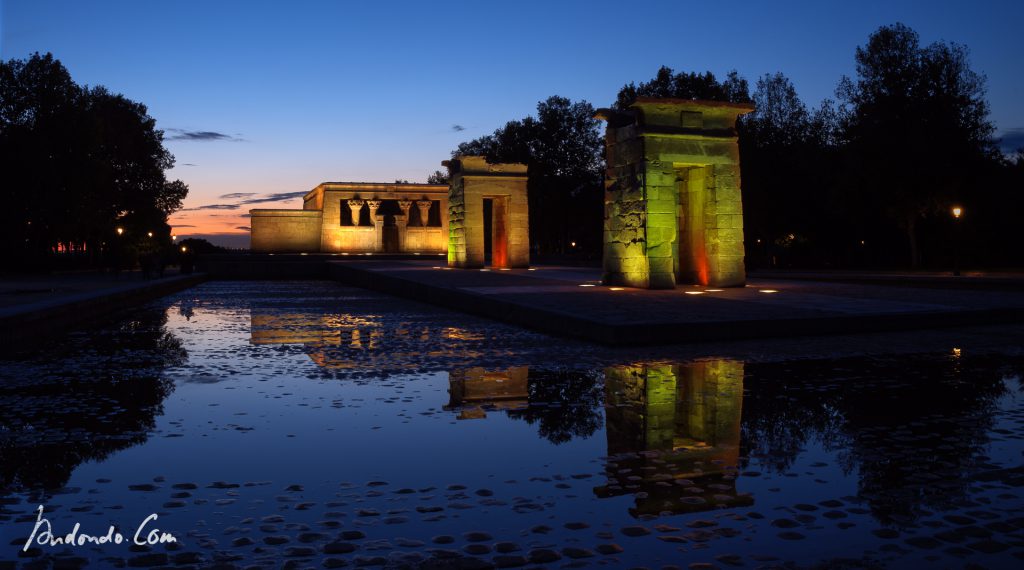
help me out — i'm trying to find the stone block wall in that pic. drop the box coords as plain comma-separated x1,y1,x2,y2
597,98,753,288
249,210,323,252
404,227,445,253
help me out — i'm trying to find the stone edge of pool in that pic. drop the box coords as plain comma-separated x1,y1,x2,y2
8,253,1024,348
320,261,1024,346
0,273,209,346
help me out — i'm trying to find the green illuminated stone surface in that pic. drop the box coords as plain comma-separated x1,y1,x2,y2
597,98,753,288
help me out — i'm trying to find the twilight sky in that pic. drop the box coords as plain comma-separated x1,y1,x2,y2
3,0,1022,247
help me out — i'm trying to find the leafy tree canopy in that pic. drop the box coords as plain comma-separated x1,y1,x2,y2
451,96,604,253
614,66,751,109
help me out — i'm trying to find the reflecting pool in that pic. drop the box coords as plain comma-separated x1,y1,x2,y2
1,281,1023,568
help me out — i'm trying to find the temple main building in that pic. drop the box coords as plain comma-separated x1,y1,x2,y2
249,156,531,269
250,182,449,254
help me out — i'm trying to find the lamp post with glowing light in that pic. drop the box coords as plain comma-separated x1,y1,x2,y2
952,206,963,276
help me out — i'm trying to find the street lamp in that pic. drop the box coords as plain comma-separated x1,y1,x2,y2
147,231,154,238
116,227,124,236
171,234,176,241
952,206,963,276
181,246,187,253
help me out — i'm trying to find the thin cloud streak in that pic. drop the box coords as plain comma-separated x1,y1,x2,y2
165,128,244,142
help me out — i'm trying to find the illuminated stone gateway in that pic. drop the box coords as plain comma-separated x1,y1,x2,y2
445,156,530,269
597,98,754,289
250,182,448,254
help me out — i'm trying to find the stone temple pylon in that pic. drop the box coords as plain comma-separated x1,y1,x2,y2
597,98,754,289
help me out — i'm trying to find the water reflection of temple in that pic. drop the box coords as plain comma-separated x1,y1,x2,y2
596,361,753,517
444,367,529,419
250,309,493,371
249,310,394,369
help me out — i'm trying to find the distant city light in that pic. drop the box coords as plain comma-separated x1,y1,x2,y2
952,206,963,219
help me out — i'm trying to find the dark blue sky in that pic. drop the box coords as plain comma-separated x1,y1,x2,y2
3,0,1021,243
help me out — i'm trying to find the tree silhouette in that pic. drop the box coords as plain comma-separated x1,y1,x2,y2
453,96,604,255
0,53,188,270
614,67,751,109
837,23,996,267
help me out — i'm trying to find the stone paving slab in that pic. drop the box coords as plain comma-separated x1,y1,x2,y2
328,260,1024,345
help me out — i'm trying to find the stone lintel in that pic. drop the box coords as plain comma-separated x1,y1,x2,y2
443,155,528,177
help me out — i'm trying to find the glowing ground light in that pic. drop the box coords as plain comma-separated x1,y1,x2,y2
341,252,349,256
480,268,490,272
684,291,705,295
300,253,308,256
609,287,624,291
527,268,537,271
579,284,595,287
759,289,779,293
499,268,511,271
706,289,723,292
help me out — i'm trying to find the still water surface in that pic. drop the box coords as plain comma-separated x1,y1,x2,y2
1,281,1022,568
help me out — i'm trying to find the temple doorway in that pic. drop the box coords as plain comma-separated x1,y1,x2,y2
382,219,399,253
380,200,403,253
483,197,509,268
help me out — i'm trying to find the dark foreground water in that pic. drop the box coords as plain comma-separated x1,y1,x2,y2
1,281,1023,569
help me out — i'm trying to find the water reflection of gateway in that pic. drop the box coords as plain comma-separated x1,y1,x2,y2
444,367,529,419
597,361,753,517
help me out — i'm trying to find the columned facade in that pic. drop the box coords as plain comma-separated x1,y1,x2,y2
250,182,449,254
